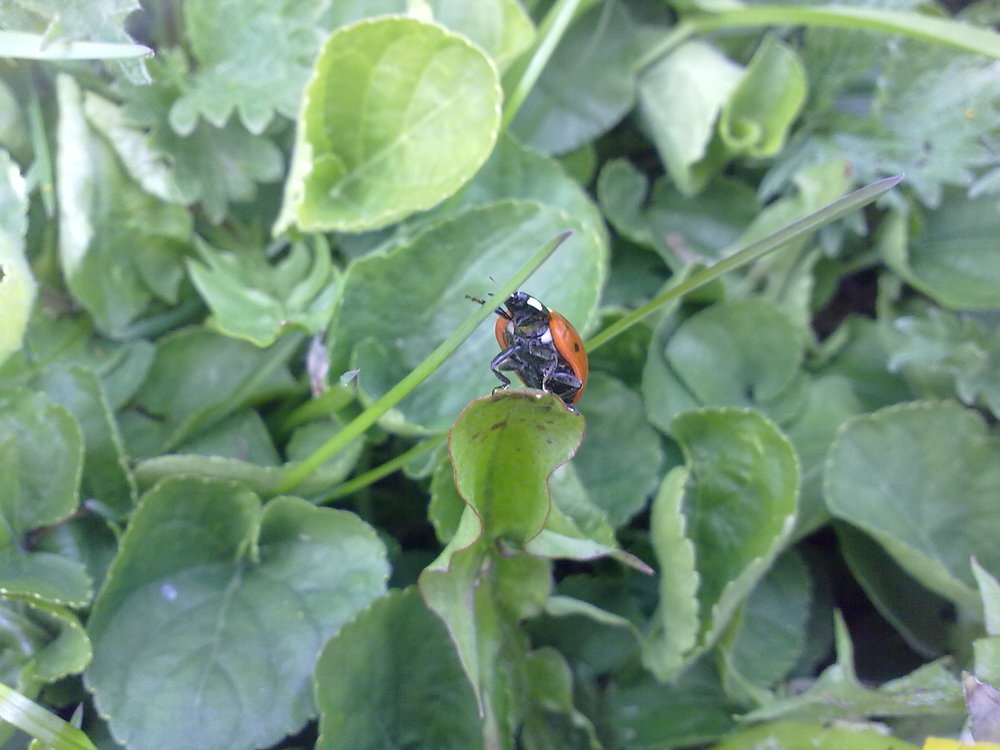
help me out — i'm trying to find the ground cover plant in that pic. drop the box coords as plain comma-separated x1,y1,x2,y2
2,0,1000,748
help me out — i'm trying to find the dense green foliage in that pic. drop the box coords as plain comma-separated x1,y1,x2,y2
2,1,1000,749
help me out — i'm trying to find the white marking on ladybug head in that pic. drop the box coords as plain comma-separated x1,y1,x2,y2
525,296,544,311
540,329,553,344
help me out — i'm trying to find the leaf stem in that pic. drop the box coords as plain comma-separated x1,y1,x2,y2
638,5,1000,71
312,434,446,503
275,231,574,493
586,175,903,352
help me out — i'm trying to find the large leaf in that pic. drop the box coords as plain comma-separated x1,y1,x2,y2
826,401,1000,610
511,2,640,155
85,478,388,750
277,16,502,232
315,587,482,750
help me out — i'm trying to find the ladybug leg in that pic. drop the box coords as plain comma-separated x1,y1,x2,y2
490,345,521,390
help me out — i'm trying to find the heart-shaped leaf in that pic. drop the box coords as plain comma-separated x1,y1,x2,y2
85,477,388,750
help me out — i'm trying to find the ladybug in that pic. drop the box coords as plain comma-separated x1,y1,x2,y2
490,291,588,407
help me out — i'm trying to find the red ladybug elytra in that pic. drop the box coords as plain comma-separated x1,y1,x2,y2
490,291,588,407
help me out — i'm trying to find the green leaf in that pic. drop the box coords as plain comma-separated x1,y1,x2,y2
642,466,701,681
826,401,1000,610
743,612,962,722
974,559,1000,637
596,159,757,268
56,74,192,338
0,598,91,693
837,40,1000,209
36,364,136,517
0,550,91,608
671,408,799,659
0,150,34,367
719,551,812,700
883,307,1000,418
0,389,82,542
520,646,600,749
651,299,806,428
717,36,806,159
838,524,956,657
85,478,388,750
782,375,863,538
573,373,663,527
637,41,743,195
327,201,603,431
452,134,608,246
134,327,298,452
430,0,535,71
277,16,502,232
511,2,640,155
710,720,920,750
608,659,740,748
170,0,331,135
449,393,583,543
119,53,285,222
881,193,1000,309
188,237,338,346
314,587,482,750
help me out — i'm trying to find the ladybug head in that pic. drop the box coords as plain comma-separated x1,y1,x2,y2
502,291,549,323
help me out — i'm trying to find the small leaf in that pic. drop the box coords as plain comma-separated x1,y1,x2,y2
717,36,807,159
315,587,482,750
56,74,191,338
642,466,700,681
188,238,338,347
637,41,743,195
0,389,83,540
170,0,331,134
0,598,91,692
0,150,34,367
881,193,1000,309
85,478,388,750
278,16,502,232
826,401,1000,610
672,408,798,659
449,393,583,543
36,364,136,517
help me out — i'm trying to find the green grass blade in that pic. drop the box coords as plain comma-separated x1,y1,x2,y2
0,683,97,750
586,175,903,352
0,31,151,60
694,5,1000,59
